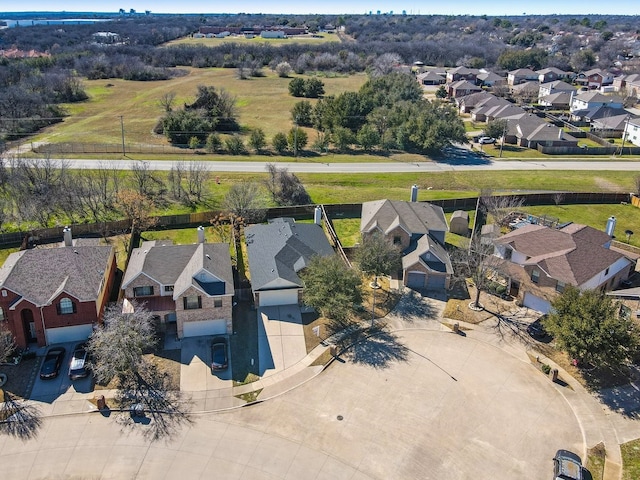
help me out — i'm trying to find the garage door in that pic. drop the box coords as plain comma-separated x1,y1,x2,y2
46,324,93,345
426,274,446,290
523,292,551,314
182,319,228,337
406,271,426,290
259,289,299,307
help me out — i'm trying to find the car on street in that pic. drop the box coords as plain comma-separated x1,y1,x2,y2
478,136,496,144
527,315,552,341
553,449,583,480
40,347,66,380
211,336,228,372
68,342,90,380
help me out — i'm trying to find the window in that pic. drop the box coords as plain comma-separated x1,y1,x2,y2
393,236,402,245
58,298,76,315
214,298,223,308
531,269,540,284
605,267,610,276
555,281,565,293
504,248,512,260
164,285,174,292
0,307,4,321
183,295,202,310
133,286,154,297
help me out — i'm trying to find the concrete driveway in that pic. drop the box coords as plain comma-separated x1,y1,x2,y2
3,331,585,479
29,343,94,403
180,336,232,392
257,305,307,378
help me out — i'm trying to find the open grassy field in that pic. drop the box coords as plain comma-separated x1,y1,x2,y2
165,33,340,47
33,68,366,147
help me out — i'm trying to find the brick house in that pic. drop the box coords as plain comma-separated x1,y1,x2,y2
360,199,452,291
121,228,234,338
493,223,633,313
0,232,116,348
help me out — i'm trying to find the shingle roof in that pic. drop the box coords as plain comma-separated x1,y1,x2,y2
245,218,334,291
540,80,575,91
122,242,233,297
361,200,448,238
402,234,453,274
495,223,628,286
0,245,114,306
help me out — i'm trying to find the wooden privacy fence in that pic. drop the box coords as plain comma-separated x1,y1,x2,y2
2,192,633,248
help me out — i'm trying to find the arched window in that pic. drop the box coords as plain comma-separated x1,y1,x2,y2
58,298,75,315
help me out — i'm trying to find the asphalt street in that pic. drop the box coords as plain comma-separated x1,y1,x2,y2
28,157,640,172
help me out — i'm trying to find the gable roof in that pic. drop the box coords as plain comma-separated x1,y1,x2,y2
402,234,453,274
539,92,573,105
0,245,114,307
574,91,624,104
361,200,447,238
537,67,567,76
245,218,334,291
540,80,576,91
122,241,233,297
417,71,445,82
495,223,627,285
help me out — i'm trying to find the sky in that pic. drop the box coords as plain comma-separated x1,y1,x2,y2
1,1,639,16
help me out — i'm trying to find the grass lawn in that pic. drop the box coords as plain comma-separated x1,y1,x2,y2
621,438,640,480
165,33,340,47
586,442,606,480
521,203,640,248
32,68,366,147
331,218,361,247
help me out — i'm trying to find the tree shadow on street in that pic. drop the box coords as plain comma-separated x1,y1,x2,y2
336,323,409,369
114,361,193,442
0,391,42,440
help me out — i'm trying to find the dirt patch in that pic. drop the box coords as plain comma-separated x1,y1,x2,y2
94,350,181,391
595,177,624,192
443,281,516,325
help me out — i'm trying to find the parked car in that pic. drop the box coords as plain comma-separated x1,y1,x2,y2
527,315,552,341
68,342,89,380
40,347,66,380
478,136,496,144
553,449,583,480
211,337,228,372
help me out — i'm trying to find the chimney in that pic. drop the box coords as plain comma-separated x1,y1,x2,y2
558,128,563,140
314,206,322,225
197,225,205,244
410,184,419,202
63,226,72,247
605,216,616,237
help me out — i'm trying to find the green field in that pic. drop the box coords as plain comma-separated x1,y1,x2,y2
34,68,366,147
165,33,340,47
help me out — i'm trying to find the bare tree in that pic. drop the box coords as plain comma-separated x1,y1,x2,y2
115,189,158,238
553,192,565,206
450,234,505,310
0,324,15,365
168,162,186,201
0,391,42,440
371,53,402,77
187,161,210,202
264,163,311,206
222,181,268,223
355,232,402,286
157,91,176,112
480,190,524,226
130,160,163,198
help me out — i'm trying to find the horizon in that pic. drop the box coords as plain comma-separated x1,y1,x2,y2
1,1,639,16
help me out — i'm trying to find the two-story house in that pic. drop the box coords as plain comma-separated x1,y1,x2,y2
0,228,116,347
507,68,539,86
570,91,624,113
493,223,633,313
537,67,568,83
121,227,234,338
361,199,452,291
538,80,576,100
576,69,615,90
446,66,478,83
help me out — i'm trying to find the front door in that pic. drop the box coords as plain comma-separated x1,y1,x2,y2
21,308,37,343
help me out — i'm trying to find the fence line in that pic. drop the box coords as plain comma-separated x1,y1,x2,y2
3,192,633,248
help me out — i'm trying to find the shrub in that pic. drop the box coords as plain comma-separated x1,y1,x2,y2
541,363,551,375
224,135,247,155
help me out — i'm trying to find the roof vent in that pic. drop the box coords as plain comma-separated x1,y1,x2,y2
205,254,211,260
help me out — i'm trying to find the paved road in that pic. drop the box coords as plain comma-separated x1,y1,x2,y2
0,331,582,480
30,157,640,172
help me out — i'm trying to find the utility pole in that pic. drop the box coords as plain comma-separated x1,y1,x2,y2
619,115,630,157
120,115,126,156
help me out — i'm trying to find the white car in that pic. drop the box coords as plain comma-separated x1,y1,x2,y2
478,136,496,144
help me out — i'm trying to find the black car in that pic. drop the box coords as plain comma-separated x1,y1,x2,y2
527,316,552,341
40,347,66,380
553,449,583,480
211,337,228,372
68,343,89,380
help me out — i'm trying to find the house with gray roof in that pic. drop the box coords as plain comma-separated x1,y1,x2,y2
570,91,624,113
360,199,451,291
538,80,576,100
507,68,538,86
538,91,573,109
121,228,234,338
245,218,334,307
493,223,633,313
0,230,116,347
417,70,445,86
447,80,482,98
